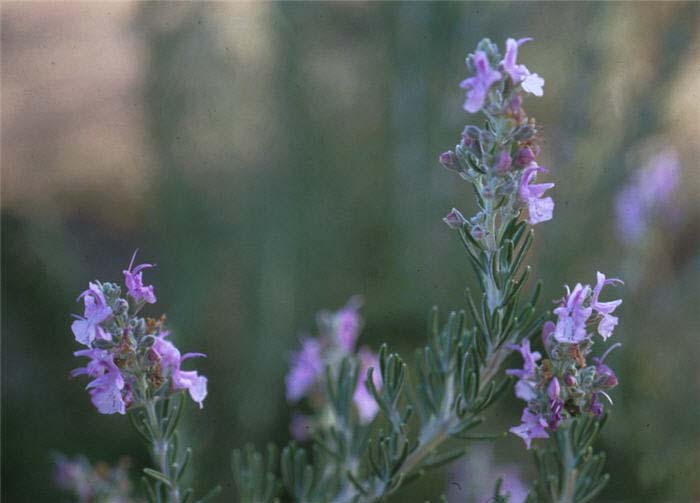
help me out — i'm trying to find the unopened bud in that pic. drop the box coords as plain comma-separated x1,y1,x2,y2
547,377,561,400
114,298,129,316
515,145,539,166
147,346,161,362
494,151,512,174
470,225,486,240
443,208,468,230
438,151,458,172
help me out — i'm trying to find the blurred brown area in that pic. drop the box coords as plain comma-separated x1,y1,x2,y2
2,2,699,502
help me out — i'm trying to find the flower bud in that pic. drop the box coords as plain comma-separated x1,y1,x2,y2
438,151,459,172
515,145,538,166
593,357,618,389
541,320,556,352
443,208,468,230
93,339,115,350
564,373,577,387
547,377,561,400
470,225,486,240
147,346,161,362
494,151,512,174
114,298,129,316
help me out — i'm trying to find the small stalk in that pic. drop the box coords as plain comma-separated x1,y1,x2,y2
558,427,578,503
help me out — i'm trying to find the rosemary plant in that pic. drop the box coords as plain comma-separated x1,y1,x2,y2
231,37,622,503
65,35,623,503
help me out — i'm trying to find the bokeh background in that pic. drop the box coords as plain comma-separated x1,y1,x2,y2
2,2,699,501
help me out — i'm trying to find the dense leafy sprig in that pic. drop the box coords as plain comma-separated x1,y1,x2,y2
68,253,218,503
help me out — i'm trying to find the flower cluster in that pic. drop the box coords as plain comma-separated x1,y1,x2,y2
53,454,135,503
440,37,553,242
508,272,623,448
285,296,382,438
70,251,207,415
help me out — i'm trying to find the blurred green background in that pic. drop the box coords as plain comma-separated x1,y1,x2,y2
2,2,699,501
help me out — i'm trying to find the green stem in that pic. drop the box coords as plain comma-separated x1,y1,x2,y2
145,397,181,503
558,428,578,503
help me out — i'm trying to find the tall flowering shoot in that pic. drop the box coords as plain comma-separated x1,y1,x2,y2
232,37,565,503
230,37,623,503
70,251,217,502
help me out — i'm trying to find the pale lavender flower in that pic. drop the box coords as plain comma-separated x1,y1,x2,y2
501,38,532,83
334,297,363,353
615,148,682,244
509,408,549,449
443,208,468,230
153,333,208,408
353,347,382,424
615,185,646,244
285,337,324,402
71,283,112,346
506,339,541,401
593,343,621,389
521,73,544,96
553,283,592,344
460,51,502,113
71,349,127,415
591,272,623,340
518,164,554,225
501,37,544,96
123,250,156,304
506,339,541,379
589,393,604,417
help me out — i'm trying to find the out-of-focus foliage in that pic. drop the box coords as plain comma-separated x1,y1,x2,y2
2,2,698,501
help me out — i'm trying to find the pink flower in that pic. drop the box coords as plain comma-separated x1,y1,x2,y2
443,208,468,230
501,38,544,96
591,272,623,340
71,283,112,346
460,51,502,113
123,250,156,304
553,283,592,344
285,337,324,402
71,349,126,415
506,339,541,402
509,408,549,449
518,164,554,225
334,297,363,353
152,333,208,408
353,347,382,424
